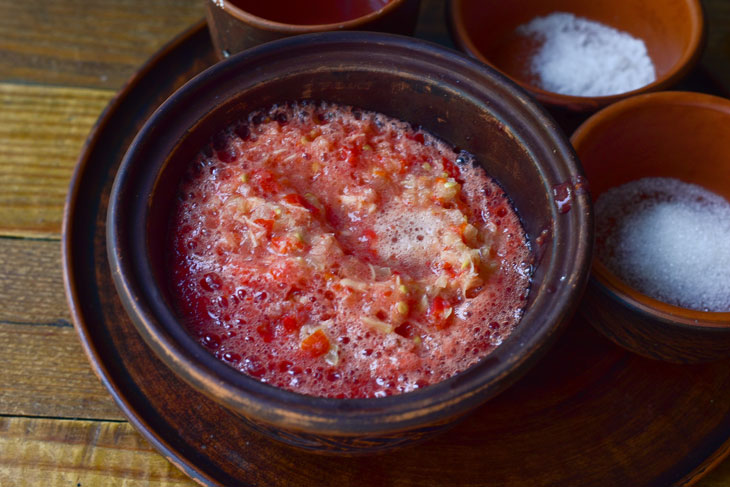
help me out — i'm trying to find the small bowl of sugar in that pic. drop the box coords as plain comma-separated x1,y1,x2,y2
448,0,704,112
572,91,730,363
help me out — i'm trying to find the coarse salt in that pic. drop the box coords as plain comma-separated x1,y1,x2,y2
595,177,730,312
516,12,656,97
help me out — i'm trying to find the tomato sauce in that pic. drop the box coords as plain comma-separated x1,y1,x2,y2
168,102,532,398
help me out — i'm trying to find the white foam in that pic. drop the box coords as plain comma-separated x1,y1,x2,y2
595,177,730,311
373,206,445,268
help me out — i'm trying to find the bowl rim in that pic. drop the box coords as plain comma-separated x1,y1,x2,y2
447,0,705,111
107,31,592,436
213,0,411,32
571,90,730,327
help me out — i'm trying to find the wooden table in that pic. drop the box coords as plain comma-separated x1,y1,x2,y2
1,0,730,485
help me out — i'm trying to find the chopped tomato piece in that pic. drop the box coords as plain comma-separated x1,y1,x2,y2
281,314,301,333
398,158,412,175
271,235,305,254
256,322,275,342
301,329,330,357
359,228,377,245
428,296,453,329
253,218,274,235
251,169,282,195
324,205,341,228
283,193,321,216
338,144,361,167
442,157,460,180
406,132,425,144
394,322,416,338
442,262,457,278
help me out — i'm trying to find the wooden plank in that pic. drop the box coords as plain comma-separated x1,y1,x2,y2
0,238,70,324
0,236,121,419
0,323,124,421
0,417,194,486
0,237,122,420
0,83,112,238
0,0,203,90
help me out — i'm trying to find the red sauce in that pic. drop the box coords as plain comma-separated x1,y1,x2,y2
228,0,391,25
168,102,532,398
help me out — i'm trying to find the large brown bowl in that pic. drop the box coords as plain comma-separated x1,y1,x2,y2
572,91,730,363
448,0,704,112
107,32,592,454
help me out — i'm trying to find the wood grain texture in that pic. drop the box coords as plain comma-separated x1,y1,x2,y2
0,417,194,486
0,322,123,420
0,0,203,90
0,238,70,324
0,83,111,238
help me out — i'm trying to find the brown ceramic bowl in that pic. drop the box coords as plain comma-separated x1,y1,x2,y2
107,32,592,454
448,0,704,112
205,0,421,59
572,91,730,363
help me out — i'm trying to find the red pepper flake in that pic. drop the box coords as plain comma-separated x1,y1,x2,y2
301,329,330,358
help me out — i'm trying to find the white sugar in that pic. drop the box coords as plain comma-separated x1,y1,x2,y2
516,12,656,97
595,178,730,312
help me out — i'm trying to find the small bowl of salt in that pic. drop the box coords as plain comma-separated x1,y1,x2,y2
572,91,730,363
448,0,704,112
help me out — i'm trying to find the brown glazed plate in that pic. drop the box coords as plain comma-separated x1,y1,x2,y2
63,20,730,487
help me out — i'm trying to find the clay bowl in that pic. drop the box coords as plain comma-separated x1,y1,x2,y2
448,0,704,112
205,0,421,59
107,32,592,454
572,91,730,363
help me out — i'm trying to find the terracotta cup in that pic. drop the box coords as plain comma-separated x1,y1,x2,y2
572,91,730,363
205,0,421,59
449,0,704,112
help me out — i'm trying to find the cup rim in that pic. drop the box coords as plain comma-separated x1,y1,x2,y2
448,0,705,110
214,0,410,32
572,90,730,327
